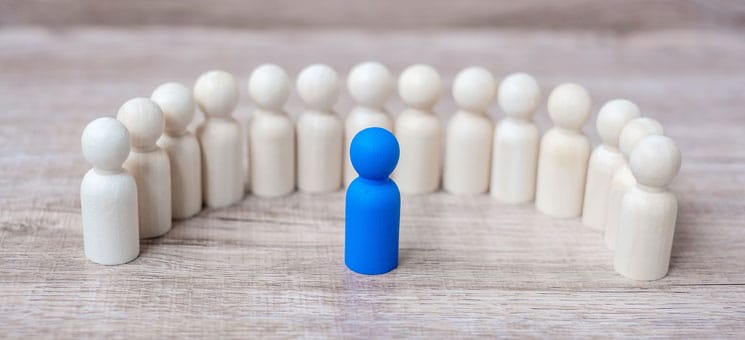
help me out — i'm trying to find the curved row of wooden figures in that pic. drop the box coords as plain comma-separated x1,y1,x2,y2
80,62,681,281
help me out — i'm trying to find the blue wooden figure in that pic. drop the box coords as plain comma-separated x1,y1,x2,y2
345,127,401,275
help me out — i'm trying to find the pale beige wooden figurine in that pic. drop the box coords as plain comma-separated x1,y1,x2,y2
247,64,295,197
581,99,641,231
604,117,664,250
490,72,541,203
296,64,343,193
444,66,495,194
535,83,592,218
117,97,172,238
614,135,681,280
80,117,139,265
394,64,443,195
152,82,202,219
344,61,394,187
194,70,244,207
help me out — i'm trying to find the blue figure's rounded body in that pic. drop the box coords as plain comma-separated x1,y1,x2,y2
345,127,401,275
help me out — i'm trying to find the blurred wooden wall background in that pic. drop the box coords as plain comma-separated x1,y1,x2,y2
3,0,745,31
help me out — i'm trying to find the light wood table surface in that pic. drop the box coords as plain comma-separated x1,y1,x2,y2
1,26,744,338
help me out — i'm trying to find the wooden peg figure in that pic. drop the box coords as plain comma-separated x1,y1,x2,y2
394,64,443,195
535,83,592,218
444,66,495,194
581,99,640,231
117,97,172,238
344,61,394,187
194,70,245,207
247,64,295,197
604,117,664,250
490,72,541,203
152,82,203,219
80,117,139,265
296,64,343,193
345,127,401,275
614,135,681,280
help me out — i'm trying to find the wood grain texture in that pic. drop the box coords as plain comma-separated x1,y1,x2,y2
1,26,744,337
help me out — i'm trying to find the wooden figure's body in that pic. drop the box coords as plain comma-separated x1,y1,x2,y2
296,64,343,193
152,82,202,219
123,148,172,238
582,145,626,227
394,64,443,195
158,133,201,218
614,135,681,281
604,117,664,250
604,164,635,250
81,169,139,265
491,118,540,203
344,62,394,187
248,64,295,197
297,111,343,192
444,67,495,195
614,186,678,280
194,70,244,207
490,72,541,203
197,118,244,206
80,117,139,265
535,83,592,218
117,97,172,238
534,127,591,217
395,109,442,194
444,110,493,194
250,110,295,197
582,99,640,231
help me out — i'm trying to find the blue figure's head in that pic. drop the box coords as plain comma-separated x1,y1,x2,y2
350,127,400,180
